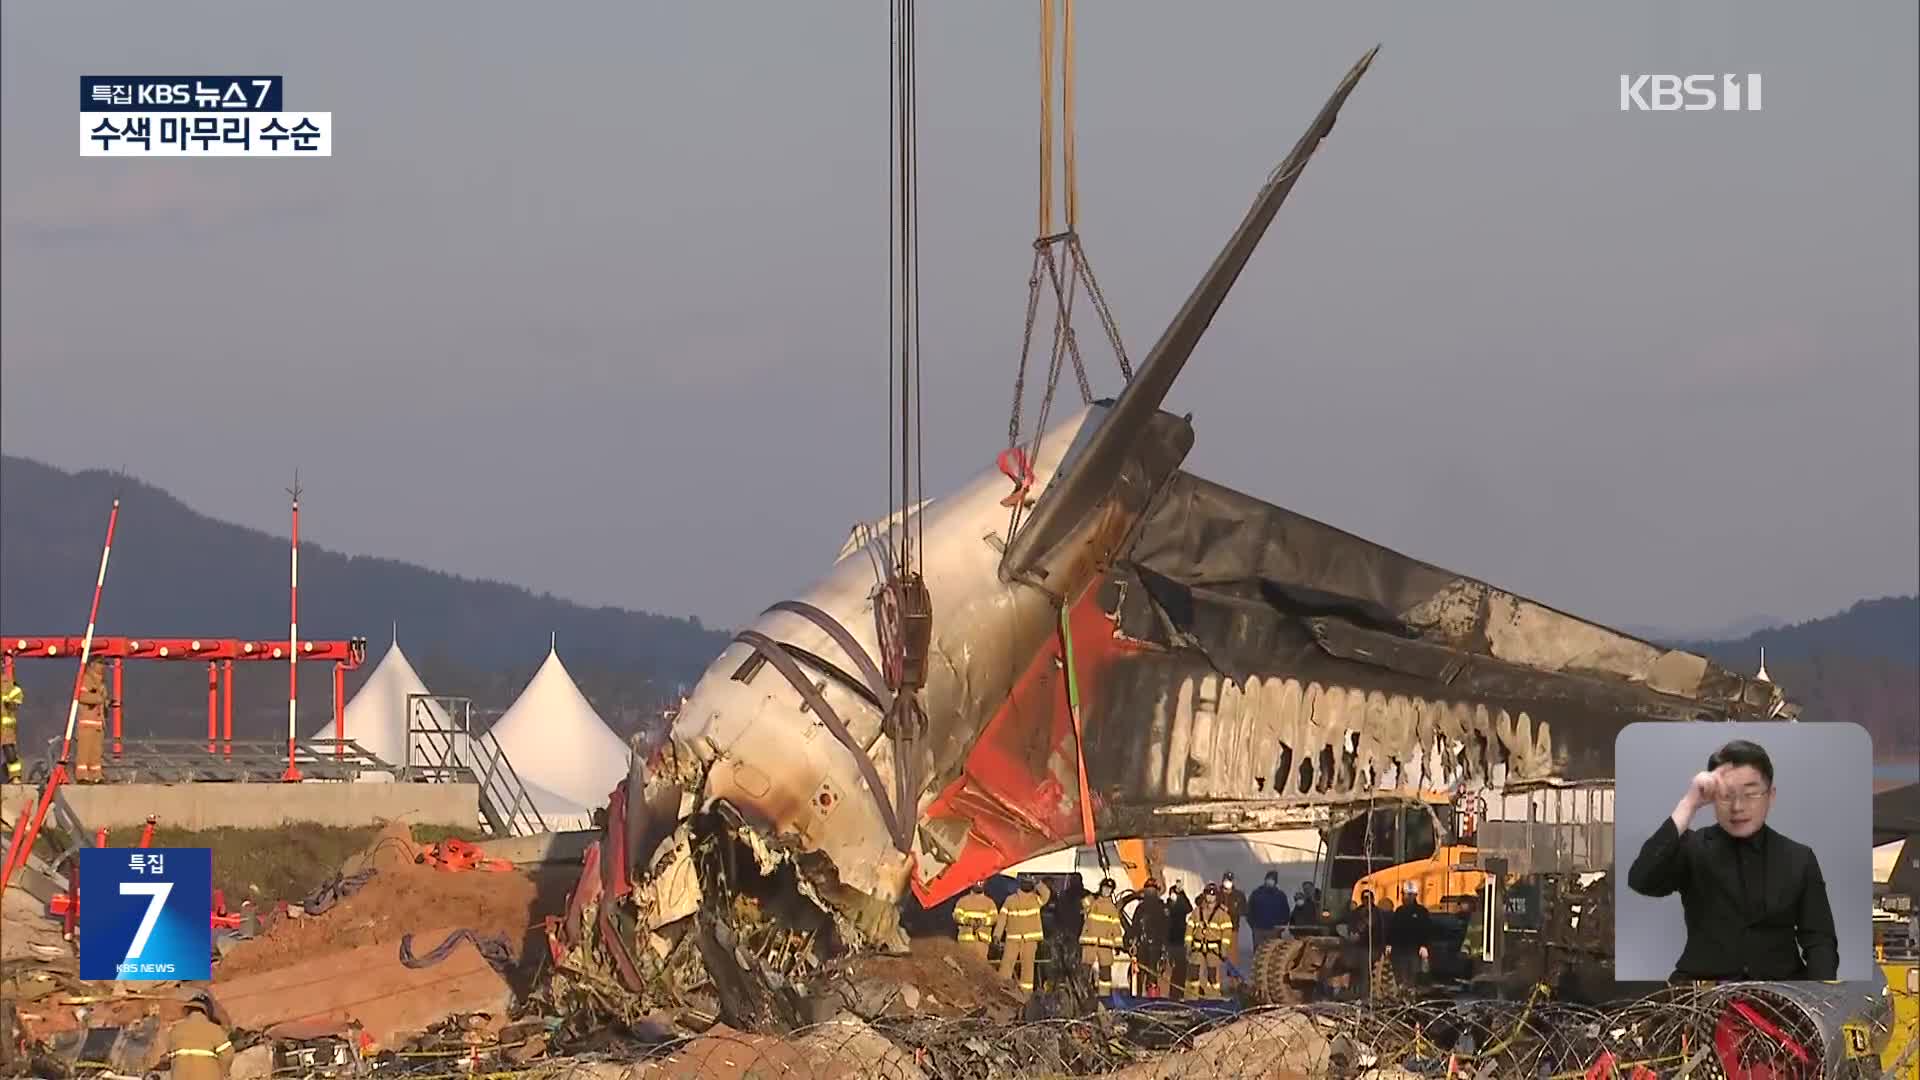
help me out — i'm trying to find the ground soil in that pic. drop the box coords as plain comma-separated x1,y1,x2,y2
216,927,514,1048
847,935,1025,1020
1,886,65,963
212,823,570,984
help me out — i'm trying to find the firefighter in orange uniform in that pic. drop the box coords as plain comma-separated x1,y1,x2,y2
163,991,234,1080
995,878,1046,996
1080,877,1124,994
1187,882,1234,997
74,658,108,783
953,882,999,963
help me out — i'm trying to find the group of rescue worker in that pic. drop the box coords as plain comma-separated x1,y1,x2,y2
1349,882,1441,987
0,658,112,785
950,869,1286,999
954,867,1449,1001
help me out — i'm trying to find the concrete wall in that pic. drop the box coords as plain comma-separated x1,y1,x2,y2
0,781,479,832
477,829,597,867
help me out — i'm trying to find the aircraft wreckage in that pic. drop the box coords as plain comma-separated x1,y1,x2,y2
547,49,1793,1027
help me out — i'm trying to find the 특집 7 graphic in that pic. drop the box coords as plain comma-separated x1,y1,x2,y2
120,881,172,959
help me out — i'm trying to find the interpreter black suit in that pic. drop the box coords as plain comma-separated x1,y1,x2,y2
1626,818,1839,982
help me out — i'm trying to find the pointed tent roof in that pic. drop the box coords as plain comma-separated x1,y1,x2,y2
488,644,631,813
317,641,452,767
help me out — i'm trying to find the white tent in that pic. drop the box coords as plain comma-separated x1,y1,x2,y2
516,775,600,833
313,641,454,770
487,645,631,819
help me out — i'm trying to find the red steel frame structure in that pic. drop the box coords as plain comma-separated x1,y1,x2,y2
1,636,368,759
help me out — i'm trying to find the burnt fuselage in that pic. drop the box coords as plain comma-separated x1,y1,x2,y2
637,47,1787,924
906,458,1788,907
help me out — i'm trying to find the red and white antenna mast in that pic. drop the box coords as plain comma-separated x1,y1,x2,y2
283,472,303,782
0,493,119,892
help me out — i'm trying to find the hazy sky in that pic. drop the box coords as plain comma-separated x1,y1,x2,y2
4,2,1915,635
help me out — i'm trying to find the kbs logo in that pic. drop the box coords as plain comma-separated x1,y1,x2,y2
1619,74,1763,112
77,847,212,981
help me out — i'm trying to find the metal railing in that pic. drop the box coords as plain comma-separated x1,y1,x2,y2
24,736,393,786
402,694,547,838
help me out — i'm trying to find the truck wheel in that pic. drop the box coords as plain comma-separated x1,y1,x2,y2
1250,937,1309,1005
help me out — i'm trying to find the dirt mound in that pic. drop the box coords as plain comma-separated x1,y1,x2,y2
213,825,542,982
845,937,1023,1021
630,1020,926,1080
342,820,425,876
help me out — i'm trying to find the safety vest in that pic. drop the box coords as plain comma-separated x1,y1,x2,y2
1,678,21,713
76,670,106,726
999,892,1045,942
954,893,999,943
1188,900,1231,954
1206,903,1237,945
1081,895,1123,947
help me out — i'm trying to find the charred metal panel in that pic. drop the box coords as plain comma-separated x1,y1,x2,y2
1304,617,1773,721
917,501,1792,901
1074,563,1784,841
1128,472,1788,718
1127,472,1459,618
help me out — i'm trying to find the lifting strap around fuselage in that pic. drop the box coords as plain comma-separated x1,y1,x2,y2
732,630,912,854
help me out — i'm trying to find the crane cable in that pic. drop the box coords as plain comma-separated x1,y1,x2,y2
1061,0,1077,232
1004,0,1134,535
1038,0,1054,239
887,0,923,579
880,0,930,841
1040,0,1078,233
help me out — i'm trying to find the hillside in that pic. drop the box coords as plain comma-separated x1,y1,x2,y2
1679,595,1918,669
1677,595,1919,757
0,454,729,748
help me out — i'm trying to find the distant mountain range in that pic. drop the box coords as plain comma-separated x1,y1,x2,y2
1675,596,1918,758
1621,614,1787,646
1,453,1913,761
0,454,727,747
1675,596,1919,670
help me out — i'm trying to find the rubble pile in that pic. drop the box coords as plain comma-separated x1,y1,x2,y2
5,816,1905,1076
6,959,1906,1077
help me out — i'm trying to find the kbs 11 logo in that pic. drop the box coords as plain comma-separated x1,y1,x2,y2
77,848,213,981
80,76,331,157
1619,73,1763,112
